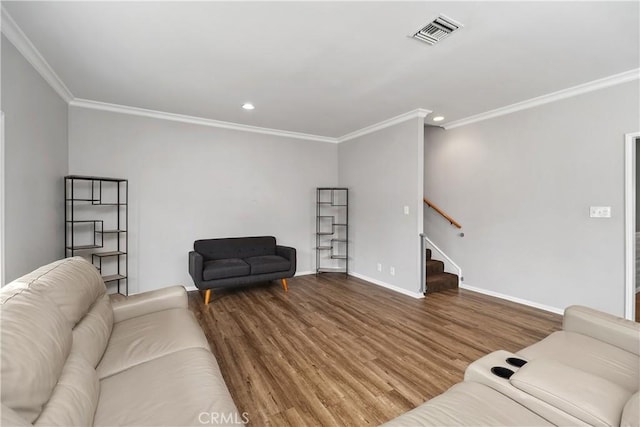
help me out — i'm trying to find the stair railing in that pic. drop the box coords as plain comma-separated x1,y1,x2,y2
420,233,463,293
423,197,462,229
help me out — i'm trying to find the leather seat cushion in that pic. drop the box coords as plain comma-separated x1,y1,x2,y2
94,348,241,427
244,255,290,275
381,382,553,426
510,358,631,427
203,258,250,280
517,331,639,393
97,308,210,379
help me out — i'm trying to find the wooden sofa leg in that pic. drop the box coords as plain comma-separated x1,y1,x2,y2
204,289,212,305
281,278,288,292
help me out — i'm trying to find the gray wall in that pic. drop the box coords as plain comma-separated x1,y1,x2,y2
68,107,338,293
1,35,68,283
424,80,640,316
338,118,424,294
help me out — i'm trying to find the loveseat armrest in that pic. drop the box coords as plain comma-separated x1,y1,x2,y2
112,285,188,323
563,305,640,355
188,250,204,284
276,245,297,270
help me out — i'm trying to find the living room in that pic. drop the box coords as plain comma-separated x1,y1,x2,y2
1,1,639,426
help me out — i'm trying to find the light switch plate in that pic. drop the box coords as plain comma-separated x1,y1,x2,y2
590,206,611,218
403,206,410,215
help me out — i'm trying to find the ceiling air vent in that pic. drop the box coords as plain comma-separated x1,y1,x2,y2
412,14,463,46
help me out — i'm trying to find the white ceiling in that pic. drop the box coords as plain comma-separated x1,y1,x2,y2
3,1,639,137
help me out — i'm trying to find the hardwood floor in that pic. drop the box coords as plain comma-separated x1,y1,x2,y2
188,274,561,427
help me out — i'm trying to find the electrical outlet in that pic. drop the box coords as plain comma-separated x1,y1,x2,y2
590,206,611,218
390,266,395,276
377,263,382,272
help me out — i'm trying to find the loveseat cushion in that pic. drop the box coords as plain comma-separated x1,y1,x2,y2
203,258,250,280
244,255,291,275
35,354,100,427
72,293,113,368
195,236,276,260
97,308,210,379
94,348,242,426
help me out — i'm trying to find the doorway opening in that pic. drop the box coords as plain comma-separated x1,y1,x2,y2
624,132,640,321
0,112,4,287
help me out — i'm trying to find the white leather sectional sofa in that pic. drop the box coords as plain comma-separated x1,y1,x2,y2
3,256,639,427
1,257,242,426
384,305,640,426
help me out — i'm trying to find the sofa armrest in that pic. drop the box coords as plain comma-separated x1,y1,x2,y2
112,285,188,323
563,305,640,355
188,251,204,284
276,245,297,271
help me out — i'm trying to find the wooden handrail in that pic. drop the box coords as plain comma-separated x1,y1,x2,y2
423,197,462,229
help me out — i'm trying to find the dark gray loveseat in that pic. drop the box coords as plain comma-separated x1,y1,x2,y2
188,236,296,304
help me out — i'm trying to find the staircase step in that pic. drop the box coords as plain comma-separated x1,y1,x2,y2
426,259,444,275
426,248,432,260
425,272,459,294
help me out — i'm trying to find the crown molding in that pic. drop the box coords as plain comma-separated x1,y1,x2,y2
1,6,74,103
70,99,433,144
443,68,640,130
338,108,431,143
69,99,339,143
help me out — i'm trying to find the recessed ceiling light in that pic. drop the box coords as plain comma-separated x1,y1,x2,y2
433,116,444,122
242,103,255,110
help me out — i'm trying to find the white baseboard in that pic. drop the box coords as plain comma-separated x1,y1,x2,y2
295,271,314,277
459,283,564,315
348,272,424,299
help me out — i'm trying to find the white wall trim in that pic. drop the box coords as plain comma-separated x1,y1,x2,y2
69,98,339,143
294,271,315,277
70,99,433,145
337,109,431,143
1,6,74,103
624,132,640,320
460,283,564,315
349,272,424,299
444,68,640,130
1,3,430,144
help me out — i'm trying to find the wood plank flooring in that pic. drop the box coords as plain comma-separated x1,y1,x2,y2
188,274,562,427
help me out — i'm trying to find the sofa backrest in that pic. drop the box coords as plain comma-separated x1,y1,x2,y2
563,305,640,356
1,257,112,426
194,236,276,260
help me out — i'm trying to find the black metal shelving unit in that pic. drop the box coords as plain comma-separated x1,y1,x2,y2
315,187,348,275
65,175,128,295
